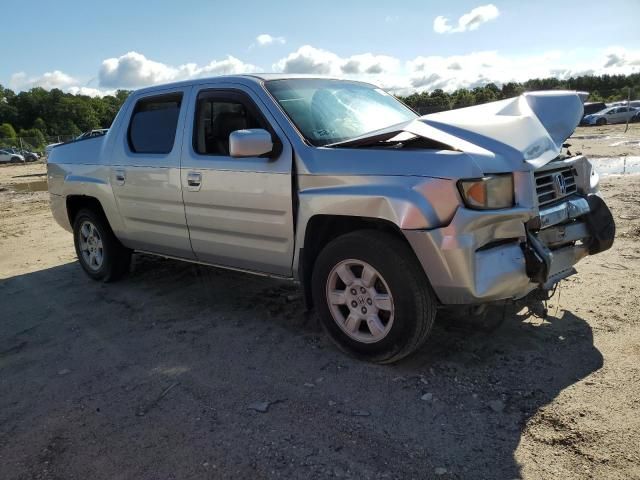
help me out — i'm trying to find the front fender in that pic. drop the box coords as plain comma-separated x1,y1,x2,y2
293,175,460,276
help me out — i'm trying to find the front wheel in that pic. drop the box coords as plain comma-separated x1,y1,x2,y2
596,118,606,126
73,209,131,282
312,230,437,364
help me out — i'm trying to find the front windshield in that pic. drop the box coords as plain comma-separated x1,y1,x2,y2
265,79,417,146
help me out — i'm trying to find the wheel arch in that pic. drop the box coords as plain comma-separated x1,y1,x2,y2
298,214,422,309
66,195,108,226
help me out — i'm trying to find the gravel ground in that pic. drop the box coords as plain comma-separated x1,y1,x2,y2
1,126,639,479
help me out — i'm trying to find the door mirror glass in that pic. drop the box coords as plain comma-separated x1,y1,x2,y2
229,129,273,158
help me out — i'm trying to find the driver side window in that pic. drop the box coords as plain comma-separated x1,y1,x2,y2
194,93,264,156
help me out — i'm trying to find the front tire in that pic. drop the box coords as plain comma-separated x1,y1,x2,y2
596,118,606,126
73,209,131,282
312,230,436,364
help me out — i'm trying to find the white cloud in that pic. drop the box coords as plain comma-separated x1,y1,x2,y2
98,51,259,88
67,86,114,97
273,45,400,78
273,45,341,75
434,4,499,34
256,33,286,46
273,45,640,94
603,47,640,68
8,45,640,98
9,70,78,91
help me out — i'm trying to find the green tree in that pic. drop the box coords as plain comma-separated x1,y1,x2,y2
0,122,17,139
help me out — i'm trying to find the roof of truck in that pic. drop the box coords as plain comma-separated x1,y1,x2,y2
132,74,366,95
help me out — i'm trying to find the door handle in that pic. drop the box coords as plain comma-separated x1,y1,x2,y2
114,168,126,186
187,171,202,191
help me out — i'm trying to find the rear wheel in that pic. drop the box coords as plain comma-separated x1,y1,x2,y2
312,230,436,364
73,209,131,282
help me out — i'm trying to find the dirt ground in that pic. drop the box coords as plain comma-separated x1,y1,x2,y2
1,124,639,479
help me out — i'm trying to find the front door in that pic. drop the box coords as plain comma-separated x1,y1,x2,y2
110,87,195,259
180,86,295,276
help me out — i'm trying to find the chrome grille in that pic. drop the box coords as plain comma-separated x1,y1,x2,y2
535,167,578,207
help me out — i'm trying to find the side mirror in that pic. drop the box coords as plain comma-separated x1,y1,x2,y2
229,129,273,158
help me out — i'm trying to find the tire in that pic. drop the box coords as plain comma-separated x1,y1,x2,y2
311,230,437,364
10,156,22,163
596,118,606,126
72,208,131,282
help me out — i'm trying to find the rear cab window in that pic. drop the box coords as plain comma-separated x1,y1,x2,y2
128,93,183,154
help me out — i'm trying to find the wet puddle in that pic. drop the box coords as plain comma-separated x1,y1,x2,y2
10,179,48,192
590,156,640,176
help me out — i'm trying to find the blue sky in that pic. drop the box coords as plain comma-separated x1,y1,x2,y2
2,0,640,95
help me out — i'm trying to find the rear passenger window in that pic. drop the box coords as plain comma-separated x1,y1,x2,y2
128,93,183,154
194,93,265,156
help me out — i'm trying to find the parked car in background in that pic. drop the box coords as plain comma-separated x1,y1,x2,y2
76,129,109,140
47,76,615,363
0,149,25,163
4,147,40,162
582,102,606,116
581,106,639,125
46,129,110,156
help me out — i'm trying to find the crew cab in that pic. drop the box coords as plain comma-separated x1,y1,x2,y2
47,75,615,363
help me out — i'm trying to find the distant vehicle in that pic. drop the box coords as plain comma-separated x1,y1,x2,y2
46,129,110,155
581,106,639,125
4,147,39,162
23,150,40,162
582,102,606,116
0,149,25,163
76,129,109,140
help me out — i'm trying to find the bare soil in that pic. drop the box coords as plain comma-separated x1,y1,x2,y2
1,126,639,479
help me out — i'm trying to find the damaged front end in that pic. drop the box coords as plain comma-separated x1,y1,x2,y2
402,91,616,305
405,154,616,305
523,158,616,290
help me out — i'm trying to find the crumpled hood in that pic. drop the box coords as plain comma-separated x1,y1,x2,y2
412,90,587,170
327,90,587,174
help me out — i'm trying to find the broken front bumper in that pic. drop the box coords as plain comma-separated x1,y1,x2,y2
403,194,615,305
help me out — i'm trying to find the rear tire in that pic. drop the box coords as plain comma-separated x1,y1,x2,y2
73,208,131,282
311,230,437,364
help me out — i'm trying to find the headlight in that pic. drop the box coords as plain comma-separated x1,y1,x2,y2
458,174,514,210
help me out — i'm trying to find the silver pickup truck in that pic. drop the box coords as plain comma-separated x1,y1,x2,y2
47,75,615,363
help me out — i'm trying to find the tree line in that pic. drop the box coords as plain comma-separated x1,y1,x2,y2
0,86,130,150
399,73,640,114
1,72,639,151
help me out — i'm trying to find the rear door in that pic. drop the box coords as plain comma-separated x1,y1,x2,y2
180,85,295,276
110,87,195,259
